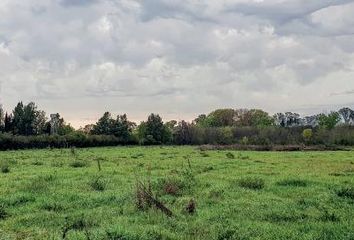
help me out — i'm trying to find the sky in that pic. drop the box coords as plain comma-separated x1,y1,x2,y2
1,0,354,128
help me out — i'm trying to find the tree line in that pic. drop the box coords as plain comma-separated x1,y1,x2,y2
1,102,354,149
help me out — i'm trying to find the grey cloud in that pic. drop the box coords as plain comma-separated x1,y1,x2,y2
1,0,354,126
227,0,354,23
59,0,98,7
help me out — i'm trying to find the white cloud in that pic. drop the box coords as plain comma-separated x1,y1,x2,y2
0,0,354,127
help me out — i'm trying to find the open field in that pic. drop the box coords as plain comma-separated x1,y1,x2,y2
0,147,354,240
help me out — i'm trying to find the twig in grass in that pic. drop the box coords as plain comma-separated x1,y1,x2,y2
135,180,173,217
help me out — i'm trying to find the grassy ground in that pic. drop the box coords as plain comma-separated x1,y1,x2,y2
0,146,353,240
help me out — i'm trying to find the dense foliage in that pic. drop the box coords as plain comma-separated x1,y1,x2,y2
0,102,354,149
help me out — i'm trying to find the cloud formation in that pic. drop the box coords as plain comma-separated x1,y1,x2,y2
1,0,354,126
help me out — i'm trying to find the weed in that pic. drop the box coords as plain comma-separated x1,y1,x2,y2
70,147,77,158
89,177,106,191
265,211,307,222
276,179,308,187
200,151,209,157
131,153,144,159
225,152,235,159
135,180,173,217
320,209,340,222
70,160,87,168
336,186,354,200
0,161,10,173
41,201,65,212
32,160,43,166
201,166,214,173
62,215,95,239
0,204,8,220
106,228,136,240
25,176,50,193
238,177,265,190
185,199,196,214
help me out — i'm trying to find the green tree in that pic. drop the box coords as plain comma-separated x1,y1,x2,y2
235,109,274,127
111,114,135,142
91,112,114,135
207,109,236,127
12,102,46,135
248,109,274,127
173,120,193,145
138,114,170,144
193,114,210,127
318,112,340,130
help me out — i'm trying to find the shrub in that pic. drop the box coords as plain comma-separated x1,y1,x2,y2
238,177,265,190
302,129,313,143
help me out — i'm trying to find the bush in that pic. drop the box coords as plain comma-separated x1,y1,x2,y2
302,129,313,143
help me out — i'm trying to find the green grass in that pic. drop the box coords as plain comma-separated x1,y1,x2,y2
0,146,353,239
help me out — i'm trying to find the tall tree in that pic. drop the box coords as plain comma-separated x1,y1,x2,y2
173,120,193,145
4,113,13,133
11,102,47,135
138,113,170,144
91,112,114,135
111,114,135,141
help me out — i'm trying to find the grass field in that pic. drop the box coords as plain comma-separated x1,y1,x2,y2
0,147,354,240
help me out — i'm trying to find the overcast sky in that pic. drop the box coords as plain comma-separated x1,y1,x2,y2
1,0,354,127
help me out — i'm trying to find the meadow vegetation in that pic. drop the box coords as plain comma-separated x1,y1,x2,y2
0,146,353,239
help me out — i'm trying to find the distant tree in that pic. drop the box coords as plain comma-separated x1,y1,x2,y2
91,112,114,135
50,114,75,135
273,113,286,127
207,109,236,127
338,107,354,125
0,104,4,132
81,124,95,134
165,120,177,130
111,114,135,142
173,120,193,145
12,102,47,135
318,112,340,130
235,109,252,126
234,109,273,127
12,102,24,134
4,112,13,132
138,114,170,144
193,114,209,127
274,112,301,127
248,109,274,127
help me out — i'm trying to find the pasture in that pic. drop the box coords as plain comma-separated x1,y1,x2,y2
0,147,354,239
